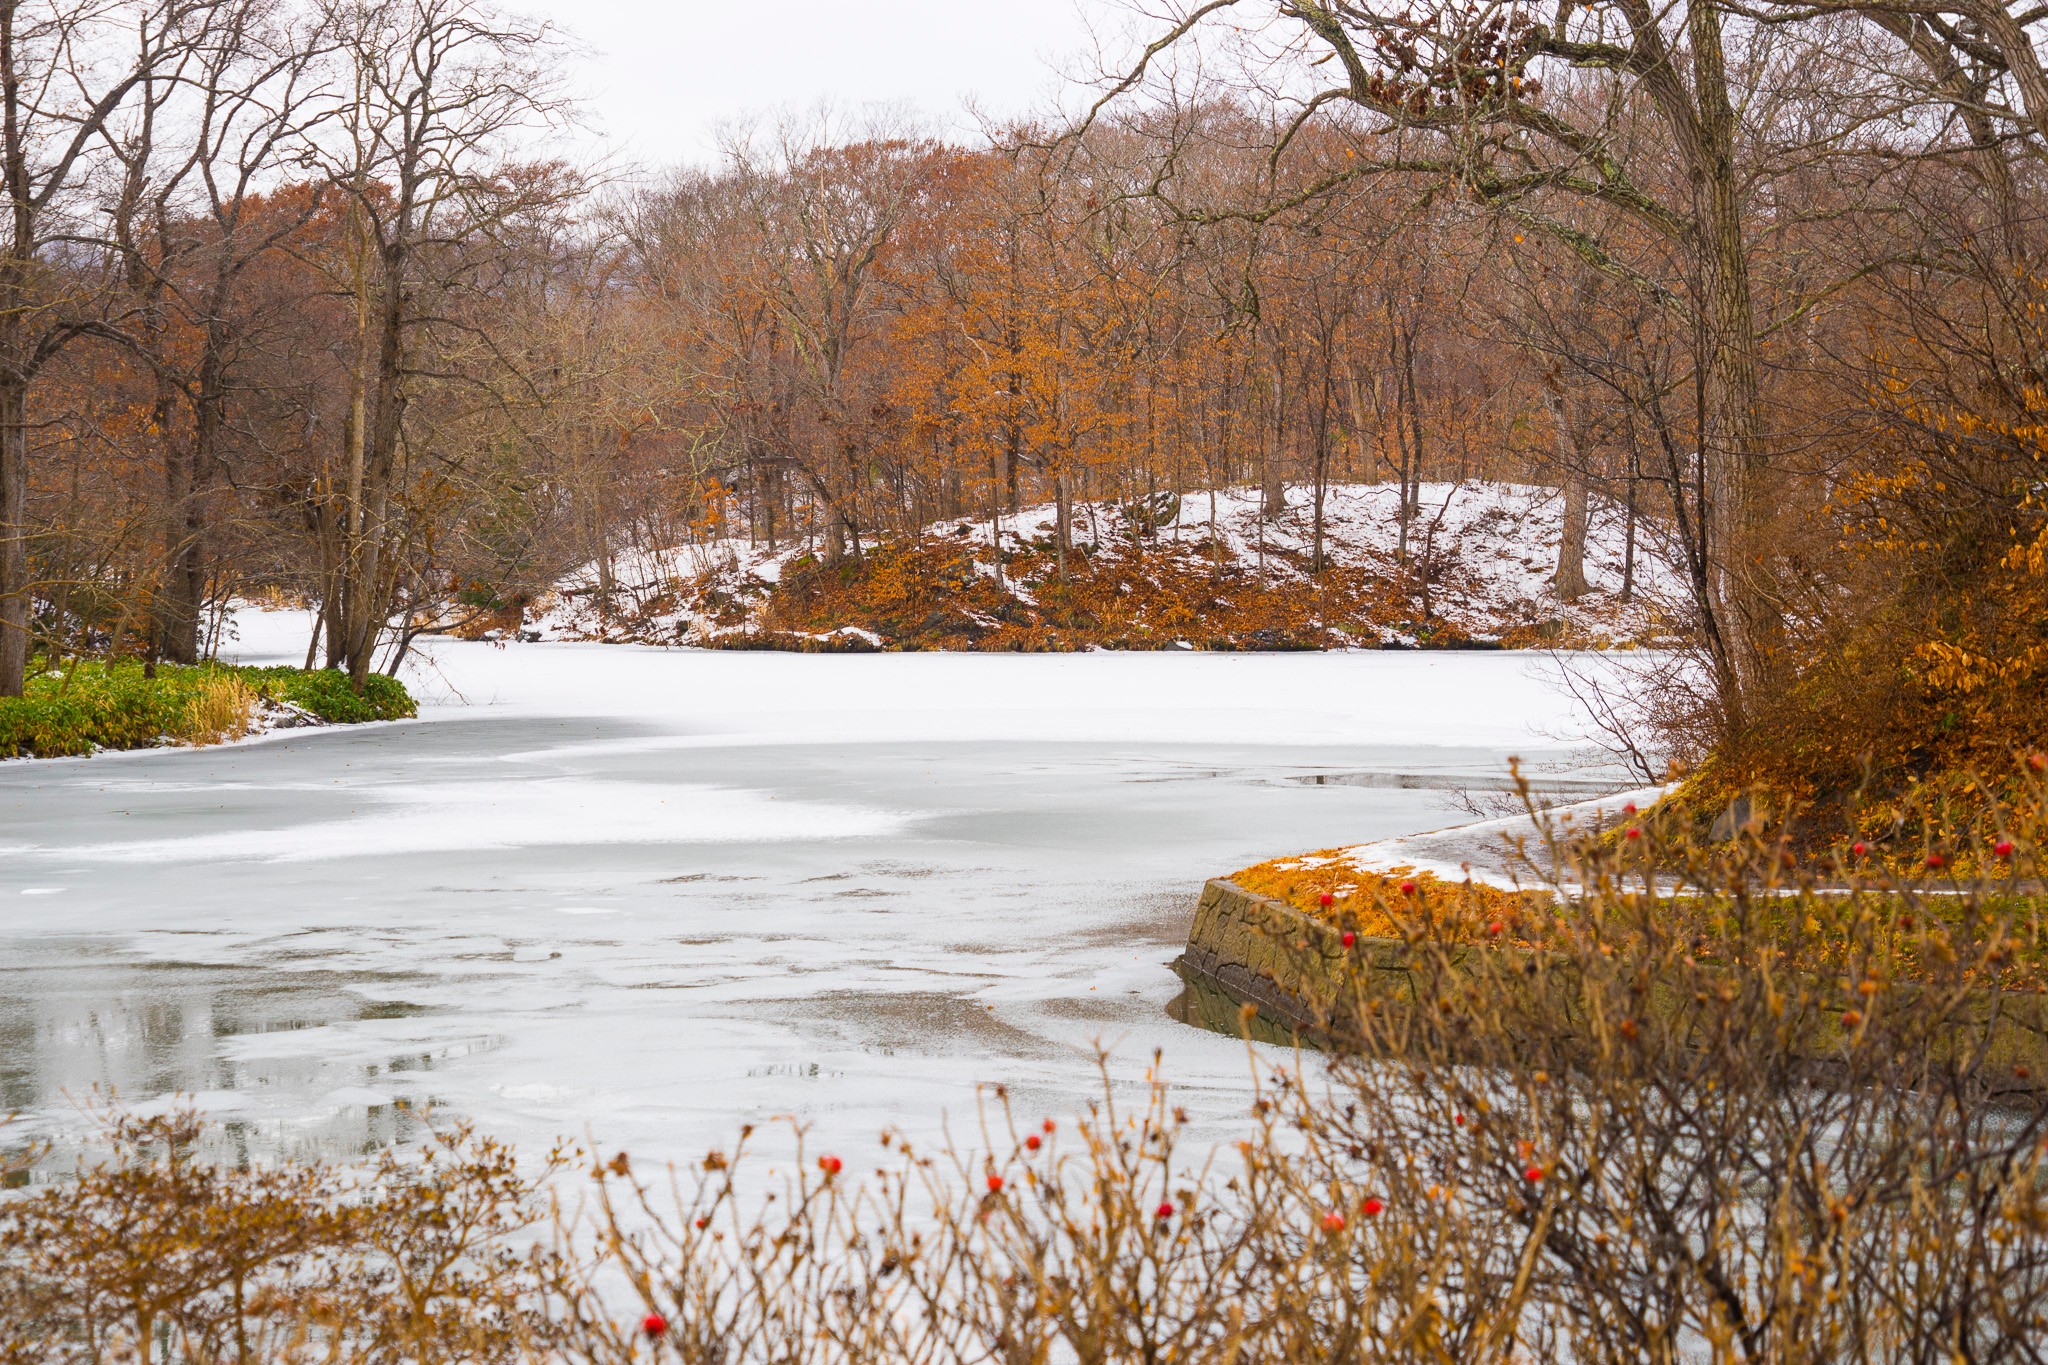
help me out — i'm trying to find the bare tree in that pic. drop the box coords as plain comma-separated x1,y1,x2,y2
309,0,569,687
723,109,935,565
1092,1,1906,722
104,0,336,663
0,0,228,695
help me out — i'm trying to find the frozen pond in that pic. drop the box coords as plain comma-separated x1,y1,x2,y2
1,617,1634,1169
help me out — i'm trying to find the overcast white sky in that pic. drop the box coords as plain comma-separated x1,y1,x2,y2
513,0,1146,169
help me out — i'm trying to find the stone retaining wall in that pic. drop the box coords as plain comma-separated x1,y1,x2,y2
1173,877,2048,1092
1173,877,1471,1038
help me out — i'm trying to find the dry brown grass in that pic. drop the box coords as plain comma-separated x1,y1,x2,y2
179,671,256,746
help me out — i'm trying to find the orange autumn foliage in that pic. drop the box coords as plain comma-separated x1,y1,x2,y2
1689,272,2048,835
1228,852,1545,945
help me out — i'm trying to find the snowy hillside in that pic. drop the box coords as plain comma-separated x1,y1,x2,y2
528,482,1683,651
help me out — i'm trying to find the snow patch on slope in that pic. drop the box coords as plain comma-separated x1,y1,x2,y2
529,481,1681,648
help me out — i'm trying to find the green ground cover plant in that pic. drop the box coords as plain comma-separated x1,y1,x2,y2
0,659,416,759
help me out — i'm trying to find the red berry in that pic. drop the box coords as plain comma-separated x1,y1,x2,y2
1024,1134,1041,1151
1842,1009,1862,1027
1042,1118,1056,1133
1623,802,1638,815
1927,853,1944,869
1361,1196,1384,1217
1624,826,1642,841
1486,921,1503,937
1155,1201,1175,1219
987,1174,1004,1193
818,1154,842,1175
1340,930,1356,948
1453,1113,1465,1126
1321,1210,1346,1233
693,1216,707,1230
1996,840,2015,859
1851,841,1868,858
641,1312,668,1338
1524,1166,1544,1182
1400,880,1417,896
1318,891,1335,907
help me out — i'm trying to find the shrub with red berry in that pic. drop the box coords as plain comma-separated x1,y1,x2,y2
7,773,2048,1363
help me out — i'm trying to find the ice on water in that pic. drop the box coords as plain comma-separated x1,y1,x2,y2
0,612,1635,1172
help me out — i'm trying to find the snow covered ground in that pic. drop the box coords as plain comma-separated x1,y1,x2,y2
0,613,1650,1173
536,481,1682,648
1302,784,1675,892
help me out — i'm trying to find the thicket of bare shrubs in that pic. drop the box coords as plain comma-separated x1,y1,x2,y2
8,775,2048,1362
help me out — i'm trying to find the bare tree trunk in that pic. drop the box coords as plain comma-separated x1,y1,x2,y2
0,379,26,695
1555,473,1590,601
1621,446,1639,603
1689,0,1770,712
1344,362,1371,476
1263,353,1287,520
1394,330,1421,565
1208,488,1221,577
1544,391,1591,600
819,495,848,565
158,324,232,666
1401,331,1425,524
339,227,406,691
988,499,1003,593
1311,462,1329,576
1400,384,1417,564
1054,467,1071,586
318,494,346,670
1311,372,1333,577
1004,400,1021,513
1395,437,1412,565
158,442,205,663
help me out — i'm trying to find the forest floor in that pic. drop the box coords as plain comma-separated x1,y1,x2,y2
527,482,1682,652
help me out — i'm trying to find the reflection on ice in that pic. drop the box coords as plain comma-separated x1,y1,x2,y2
0,949,465,1164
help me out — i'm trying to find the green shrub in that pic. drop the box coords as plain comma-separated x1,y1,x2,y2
0,660,415,759
243,666,417,724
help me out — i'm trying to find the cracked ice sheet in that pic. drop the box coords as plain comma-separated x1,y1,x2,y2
0,610,1648,1175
